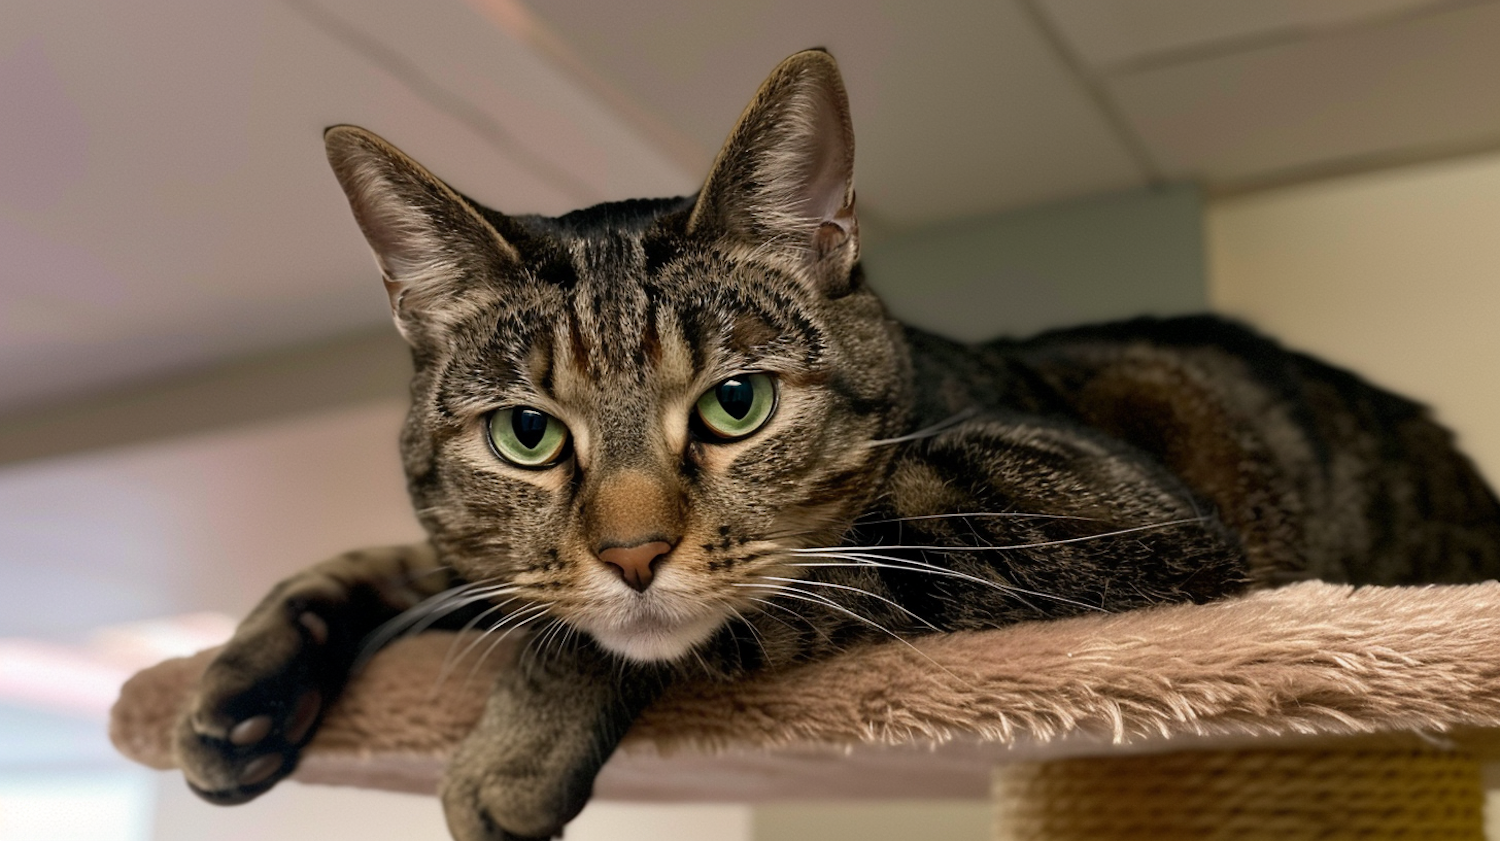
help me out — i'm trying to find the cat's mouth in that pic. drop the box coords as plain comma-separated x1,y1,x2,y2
570,595,728,663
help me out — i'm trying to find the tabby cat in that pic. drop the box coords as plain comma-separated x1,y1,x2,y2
174,50,1500,840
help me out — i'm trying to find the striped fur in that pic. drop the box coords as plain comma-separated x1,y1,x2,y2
176,50,1500,841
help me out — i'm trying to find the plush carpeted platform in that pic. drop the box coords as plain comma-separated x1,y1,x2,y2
111,581,1500,801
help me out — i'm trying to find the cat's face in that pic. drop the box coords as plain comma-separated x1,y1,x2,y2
326,51,908,661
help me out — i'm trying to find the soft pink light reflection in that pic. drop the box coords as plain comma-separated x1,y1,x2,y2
0,612,235,720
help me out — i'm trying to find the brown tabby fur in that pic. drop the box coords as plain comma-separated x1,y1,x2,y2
173,51,1500,840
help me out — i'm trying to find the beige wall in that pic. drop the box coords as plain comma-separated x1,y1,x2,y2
1207,150,1500,482
867,183,1205,342
1207,153,1500,840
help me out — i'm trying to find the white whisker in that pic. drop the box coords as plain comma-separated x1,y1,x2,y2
798,517,1205,556
520,617,569,671
791,553,1103,613
854,511,1106,527
725,606,772,664
863,407,979,447
457,603,554,692
355,579,515,670
434,595,528,686
735,582,960,679
754,575,941,631
743,596,836,647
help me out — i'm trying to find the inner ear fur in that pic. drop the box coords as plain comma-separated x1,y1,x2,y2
324,125,517,343
687,50,859,290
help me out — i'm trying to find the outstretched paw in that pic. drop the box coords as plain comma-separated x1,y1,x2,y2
175,600,335,804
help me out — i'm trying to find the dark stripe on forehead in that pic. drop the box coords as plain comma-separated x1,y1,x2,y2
575,233,644,275
674,297,713,374
531,330,555,394
642,225,687,274
567,309,591,375
758,285,827,364
640,295,663,366
667,281,826,374
516,242,580,289
563,282,648,380
729,311,780,353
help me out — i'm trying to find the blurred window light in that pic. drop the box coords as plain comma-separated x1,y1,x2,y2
0,614,234,841
0,770,154,841
0,612,235,720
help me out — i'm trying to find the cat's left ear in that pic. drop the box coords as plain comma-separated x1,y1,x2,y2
687,49,857,294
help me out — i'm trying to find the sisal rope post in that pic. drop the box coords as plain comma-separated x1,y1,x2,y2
992,747,1484,840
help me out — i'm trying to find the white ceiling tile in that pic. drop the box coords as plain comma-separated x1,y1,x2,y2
1038,0,1449,71
10,0,1500,413
0,0,693,413
1107,2,1500,185
520,0,1148,228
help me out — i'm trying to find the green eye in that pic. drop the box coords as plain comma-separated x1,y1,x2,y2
488,407,570,468
694,374,776,441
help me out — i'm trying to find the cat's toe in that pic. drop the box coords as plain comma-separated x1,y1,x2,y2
228,714,273,746
177,715,292,803
477,810,556,841
182,749,291,804
177,695,308,801
441,774,568,841
444,806,558,841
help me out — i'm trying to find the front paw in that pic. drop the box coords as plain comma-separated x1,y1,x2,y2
175,599,335,804
439,744,594,841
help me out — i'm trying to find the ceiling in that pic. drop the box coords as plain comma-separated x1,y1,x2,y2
4,0,1500,414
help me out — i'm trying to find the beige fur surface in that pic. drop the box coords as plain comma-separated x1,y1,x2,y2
111,582,1500,800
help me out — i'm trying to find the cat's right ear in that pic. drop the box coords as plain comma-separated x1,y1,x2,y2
324,126,517,344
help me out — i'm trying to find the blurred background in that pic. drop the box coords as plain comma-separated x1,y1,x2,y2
6,0,1500,838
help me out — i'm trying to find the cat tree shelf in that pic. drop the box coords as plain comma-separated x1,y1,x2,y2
112,581,1500,838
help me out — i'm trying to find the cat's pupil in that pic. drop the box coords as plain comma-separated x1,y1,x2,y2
512,409,549,449
716,379,755,420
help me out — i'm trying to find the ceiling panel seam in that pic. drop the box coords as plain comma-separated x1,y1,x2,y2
459,0,709,177
1101,0,1498,78
281,0,599,204
1016,0,1166,187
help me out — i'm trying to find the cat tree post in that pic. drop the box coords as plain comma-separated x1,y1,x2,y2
991,747,1485,840
110,582,1500,839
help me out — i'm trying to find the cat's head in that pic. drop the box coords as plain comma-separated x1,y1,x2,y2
324,50,910,662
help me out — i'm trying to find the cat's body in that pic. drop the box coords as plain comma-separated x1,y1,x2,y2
907,316,1500,591
173,51,1500,841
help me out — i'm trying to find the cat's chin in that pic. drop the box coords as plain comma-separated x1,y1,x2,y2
580,611,726,663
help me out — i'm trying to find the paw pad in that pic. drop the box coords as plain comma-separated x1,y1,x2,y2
239,753,283,786
287,690,322,743
298,611,329,644
228,715,272,746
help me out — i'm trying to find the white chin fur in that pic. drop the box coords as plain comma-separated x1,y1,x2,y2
584,611,726,663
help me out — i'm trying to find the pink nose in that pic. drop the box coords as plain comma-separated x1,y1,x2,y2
596,540,673,592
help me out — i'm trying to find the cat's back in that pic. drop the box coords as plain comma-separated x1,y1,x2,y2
904,315,1500,587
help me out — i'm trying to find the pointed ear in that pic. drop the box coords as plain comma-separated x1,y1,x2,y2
324,125,517,343
687,50,858,291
